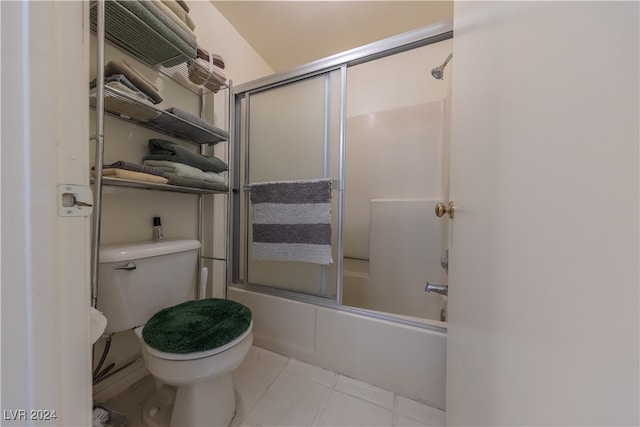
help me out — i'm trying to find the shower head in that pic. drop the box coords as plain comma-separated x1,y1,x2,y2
431,53,453,80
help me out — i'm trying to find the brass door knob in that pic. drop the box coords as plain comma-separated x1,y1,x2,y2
435,201,455,219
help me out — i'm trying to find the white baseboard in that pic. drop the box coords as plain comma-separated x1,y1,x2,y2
93,359,150,402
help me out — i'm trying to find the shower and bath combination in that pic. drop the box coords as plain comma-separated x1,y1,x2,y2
431,53,453,80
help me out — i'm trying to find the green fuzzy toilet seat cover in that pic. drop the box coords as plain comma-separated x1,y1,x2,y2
142,298,252,354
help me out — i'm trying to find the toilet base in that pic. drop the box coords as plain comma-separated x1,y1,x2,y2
142,385,174,427
142,374,237,427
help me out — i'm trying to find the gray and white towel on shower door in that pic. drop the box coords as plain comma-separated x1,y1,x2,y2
250,178,333,265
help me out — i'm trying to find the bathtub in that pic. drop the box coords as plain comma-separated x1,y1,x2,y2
342,257,447,323
228,286,447,410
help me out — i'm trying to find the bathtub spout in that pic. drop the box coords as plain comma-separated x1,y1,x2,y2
425,282,448,296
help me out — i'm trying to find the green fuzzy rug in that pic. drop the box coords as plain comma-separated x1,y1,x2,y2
142,299,252,354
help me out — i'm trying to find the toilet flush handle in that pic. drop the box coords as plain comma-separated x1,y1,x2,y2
113,262,136,271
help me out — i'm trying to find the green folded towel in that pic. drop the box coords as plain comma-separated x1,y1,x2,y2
90,1,196,67
137,0,197,50
143,299,252,354
144,139,228,173
149,107,229,144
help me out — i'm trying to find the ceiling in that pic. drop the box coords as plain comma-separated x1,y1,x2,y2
210,1,453,72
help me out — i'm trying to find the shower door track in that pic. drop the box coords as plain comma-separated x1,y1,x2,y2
232,22,453,94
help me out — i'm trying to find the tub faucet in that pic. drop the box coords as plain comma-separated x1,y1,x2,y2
425,282,448,296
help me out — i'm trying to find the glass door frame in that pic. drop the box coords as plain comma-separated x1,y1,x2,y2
228,21,453,326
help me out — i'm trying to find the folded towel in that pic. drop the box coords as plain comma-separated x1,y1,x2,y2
105,60,159,90
187,60,226,92
149,108,229,144
176,0,189,13
161,0,195,30
106,79,155,104
192,58,226,80
100,160,167,177
116,0,197,67
91,74,156,104
164,174,228,192
153,0,196,34
250,179,333,265
102,168,169,185
138,0,197,50
103,60,163,104
196,47,225,69
144,139,228,173
92,0,196,67
165,107,224,133
90,81,161,122
143,160,225,184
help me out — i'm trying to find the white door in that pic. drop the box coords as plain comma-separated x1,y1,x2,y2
446,2,638,425
1,2,92,425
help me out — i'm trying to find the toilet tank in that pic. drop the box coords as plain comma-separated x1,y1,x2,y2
97,239,201,333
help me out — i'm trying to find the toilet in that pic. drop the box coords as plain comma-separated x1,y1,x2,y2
97,239,253,427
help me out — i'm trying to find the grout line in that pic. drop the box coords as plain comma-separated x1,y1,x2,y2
308,362,341,426
107,346,444,427
333,374,396,412
391,393,399,427
242,352,292,423
283,358,340,389
309,387,332,427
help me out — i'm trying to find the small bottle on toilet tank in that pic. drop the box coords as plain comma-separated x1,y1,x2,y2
152,216,163,241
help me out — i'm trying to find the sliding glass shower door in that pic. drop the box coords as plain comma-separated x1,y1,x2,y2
234,69,343,299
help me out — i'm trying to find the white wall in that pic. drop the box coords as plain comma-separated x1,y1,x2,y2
1,2,92,425
93,0,273,400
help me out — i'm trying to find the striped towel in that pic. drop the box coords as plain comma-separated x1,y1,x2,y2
250,179,333,265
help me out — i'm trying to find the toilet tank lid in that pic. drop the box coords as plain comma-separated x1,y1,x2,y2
99,239,201,263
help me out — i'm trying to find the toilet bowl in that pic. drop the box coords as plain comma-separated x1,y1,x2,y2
134,320,252,427
97,240,252,427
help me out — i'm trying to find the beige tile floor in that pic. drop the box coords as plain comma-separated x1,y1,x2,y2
103,346,445,427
